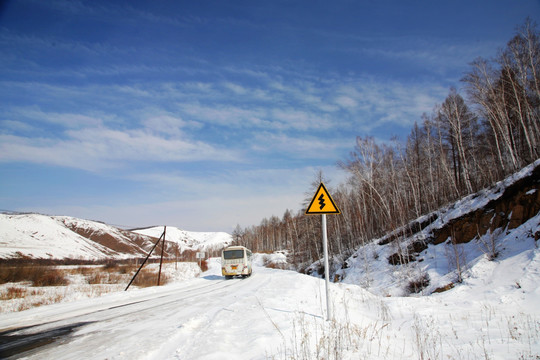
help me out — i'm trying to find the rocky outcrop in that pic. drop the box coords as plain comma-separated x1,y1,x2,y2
385,161,540,266
431,164,540,245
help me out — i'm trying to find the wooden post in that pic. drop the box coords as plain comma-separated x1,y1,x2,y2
157,226,167,286
125,228,165,291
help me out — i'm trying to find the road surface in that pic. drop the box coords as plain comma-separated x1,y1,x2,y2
0,261,329,359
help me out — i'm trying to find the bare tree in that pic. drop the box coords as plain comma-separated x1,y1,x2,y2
438,88,479,194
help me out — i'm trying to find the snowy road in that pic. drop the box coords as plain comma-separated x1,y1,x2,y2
0,262,331,359
1,253,539,359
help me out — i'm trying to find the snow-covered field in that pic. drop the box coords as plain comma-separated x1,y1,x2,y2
0,262,201,313
1,251,538,359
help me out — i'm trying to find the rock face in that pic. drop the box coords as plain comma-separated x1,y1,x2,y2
384,161,540,266
432,165,540,245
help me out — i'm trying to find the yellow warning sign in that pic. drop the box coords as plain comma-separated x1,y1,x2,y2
305,182,341,215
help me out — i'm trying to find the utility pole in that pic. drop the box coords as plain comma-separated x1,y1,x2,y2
157,226,167,286
125,226,167,291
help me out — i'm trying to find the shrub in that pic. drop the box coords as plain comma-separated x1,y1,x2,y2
0,265,32,284
31,267,68,287
199,259,209,272
407,272,430,294
118,264,136,275
87,271,107,285
103,260,120,272
132,268,170,288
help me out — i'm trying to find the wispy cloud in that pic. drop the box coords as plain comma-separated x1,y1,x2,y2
0,124,240,172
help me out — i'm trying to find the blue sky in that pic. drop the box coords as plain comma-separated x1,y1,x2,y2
1,1,538,232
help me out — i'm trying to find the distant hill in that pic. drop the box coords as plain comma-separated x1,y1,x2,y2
132,226,232,254
0,214,232,261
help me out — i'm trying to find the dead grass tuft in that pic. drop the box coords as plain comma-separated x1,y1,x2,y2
433,282,455,293
86,271,125,285
1,286,27,300
406,273,430,294
132,268,170,287
31,268,69,287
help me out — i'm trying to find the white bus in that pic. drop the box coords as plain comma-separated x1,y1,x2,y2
221,246,252,279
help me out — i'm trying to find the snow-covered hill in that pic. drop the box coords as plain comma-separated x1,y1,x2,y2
0,214,231,261
335,159,540,297
133,226,232,254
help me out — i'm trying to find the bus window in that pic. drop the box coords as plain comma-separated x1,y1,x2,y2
223,249,245,259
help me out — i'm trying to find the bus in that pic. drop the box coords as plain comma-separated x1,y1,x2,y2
221,246,252,279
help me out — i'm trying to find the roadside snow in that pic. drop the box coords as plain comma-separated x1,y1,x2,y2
1,254,538,359
0,262,201,313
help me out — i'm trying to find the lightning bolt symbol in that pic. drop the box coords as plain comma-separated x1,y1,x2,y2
318,194,326,210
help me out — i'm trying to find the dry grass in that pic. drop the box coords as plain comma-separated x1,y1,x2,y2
16,293,65,312
0,286,27,300
132,268,170,287
199,259,209,272
0,264,68,287
68,265,132,285
0,260,195,313
32,268,69,287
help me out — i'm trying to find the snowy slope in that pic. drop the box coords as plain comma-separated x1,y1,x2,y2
133,225,232,253
340,212,540,298
0,214,126,260
0,214,231,260
337,159,540,297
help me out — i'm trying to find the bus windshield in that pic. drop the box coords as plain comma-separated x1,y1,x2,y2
223,249,244,259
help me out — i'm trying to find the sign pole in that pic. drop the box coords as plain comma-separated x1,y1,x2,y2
322,214,332,321
305,182,340,322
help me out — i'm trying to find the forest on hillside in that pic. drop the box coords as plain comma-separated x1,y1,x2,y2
233,19,540,271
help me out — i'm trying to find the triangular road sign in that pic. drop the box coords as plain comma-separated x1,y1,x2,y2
305,182,341,215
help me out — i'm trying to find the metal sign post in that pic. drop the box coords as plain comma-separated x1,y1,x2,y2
305,182,340,321
196,251,205,269
321,213,331,321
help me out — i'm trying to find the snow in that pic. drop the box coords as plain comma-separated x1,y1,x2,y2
1,161,539,358
338,159,540,298
0,214,122,260
1,245,539,359
0,262,201,313
133,226,232,253
0,215,232,260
